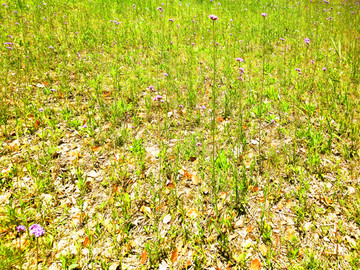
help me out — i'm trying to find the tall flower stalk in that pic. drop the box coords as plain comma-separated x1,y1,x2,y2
209,14,218,217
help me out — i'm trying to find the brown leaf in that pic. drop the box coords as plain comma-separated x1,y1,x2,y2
246,226,252,233
83,236,91,247
92,146,101,152
166,181,176,189
249,258,261,270
35,120,40,129
170,248,178,263
216,117,224,122
140,250,148,265
251,186,259,192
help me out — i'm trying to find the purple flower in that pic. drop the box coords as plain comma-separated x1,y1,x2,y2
323,0,329,3
280,38,285,41
201,105,206,109
196,142,201,146
157,7,163,12
209,14,218,20
50,88,55,92
39,108,44,112
17,225,26,233
311,60,315,64
6,47,13,50
170,41,173,45
239,67,245,74
191,20,195,23
322,67,327,71
304,38,310,44
153,95,163,101
29,224,45,238
271,119,275,123
8,35,14,39
230,19,233,22
82,124,87,128
215,42,219,46
236,58,244,62
295,68,302,74
177,121,181,125
148,85,155,91
168,19,174,22
261,13,267,18
163,73,168,77
179,104,183,108
48,45,53,49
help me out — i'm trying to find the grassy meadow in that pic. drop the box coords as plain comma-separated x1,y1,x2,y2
1,0,360,269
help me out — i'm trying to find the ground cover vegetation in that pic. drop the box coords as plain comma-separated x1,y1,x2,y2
0,0,360,269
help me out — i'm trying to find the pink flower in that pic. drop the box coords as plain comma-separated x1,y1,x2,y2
148,85,155,91
304,38,310,44
236,58,244,62
209,15,218,20
168,18,174,22
153,95,163,101
261,13,267,18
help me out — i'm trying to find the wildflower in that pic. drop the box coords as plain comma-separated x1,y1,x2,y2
271,119,275,124
323,67,327,71
215,42,219,46
153,95,163,101
157,7,163,12
304,38,310,44
50,88,55,92
39,108,44,112
17,225,26,233
192,20,195,23
236,58,244,62
201,105,206,109
280,38,285,41
131,126,134,129
170,41,173,45
261,13,267,18
230,19,233,22
295,68,302,74
148,85,155,91
29,224,45,238
82,125,87,128
239,67,245,74
48,45,53,49
6,47,13,50
163,73,168,77
230,33,233,36
168,18,174,22
196,142,201,146
276,150,280,153
311,60,315,64
209,14,218,20
177,121,181,125
323,0,329,3
179,104,183,108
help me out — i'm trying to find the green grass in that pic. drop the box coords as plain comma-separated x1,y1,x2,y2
0,0,360,269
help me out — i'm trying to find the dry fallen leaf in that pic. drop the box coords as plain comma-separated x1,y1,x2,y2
83,236,91,248
246,226,252,233
186,208,199,219
163,214,171,224
259,244,268,256
140,250,148,265
249,258,261,270
170,248,178,263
